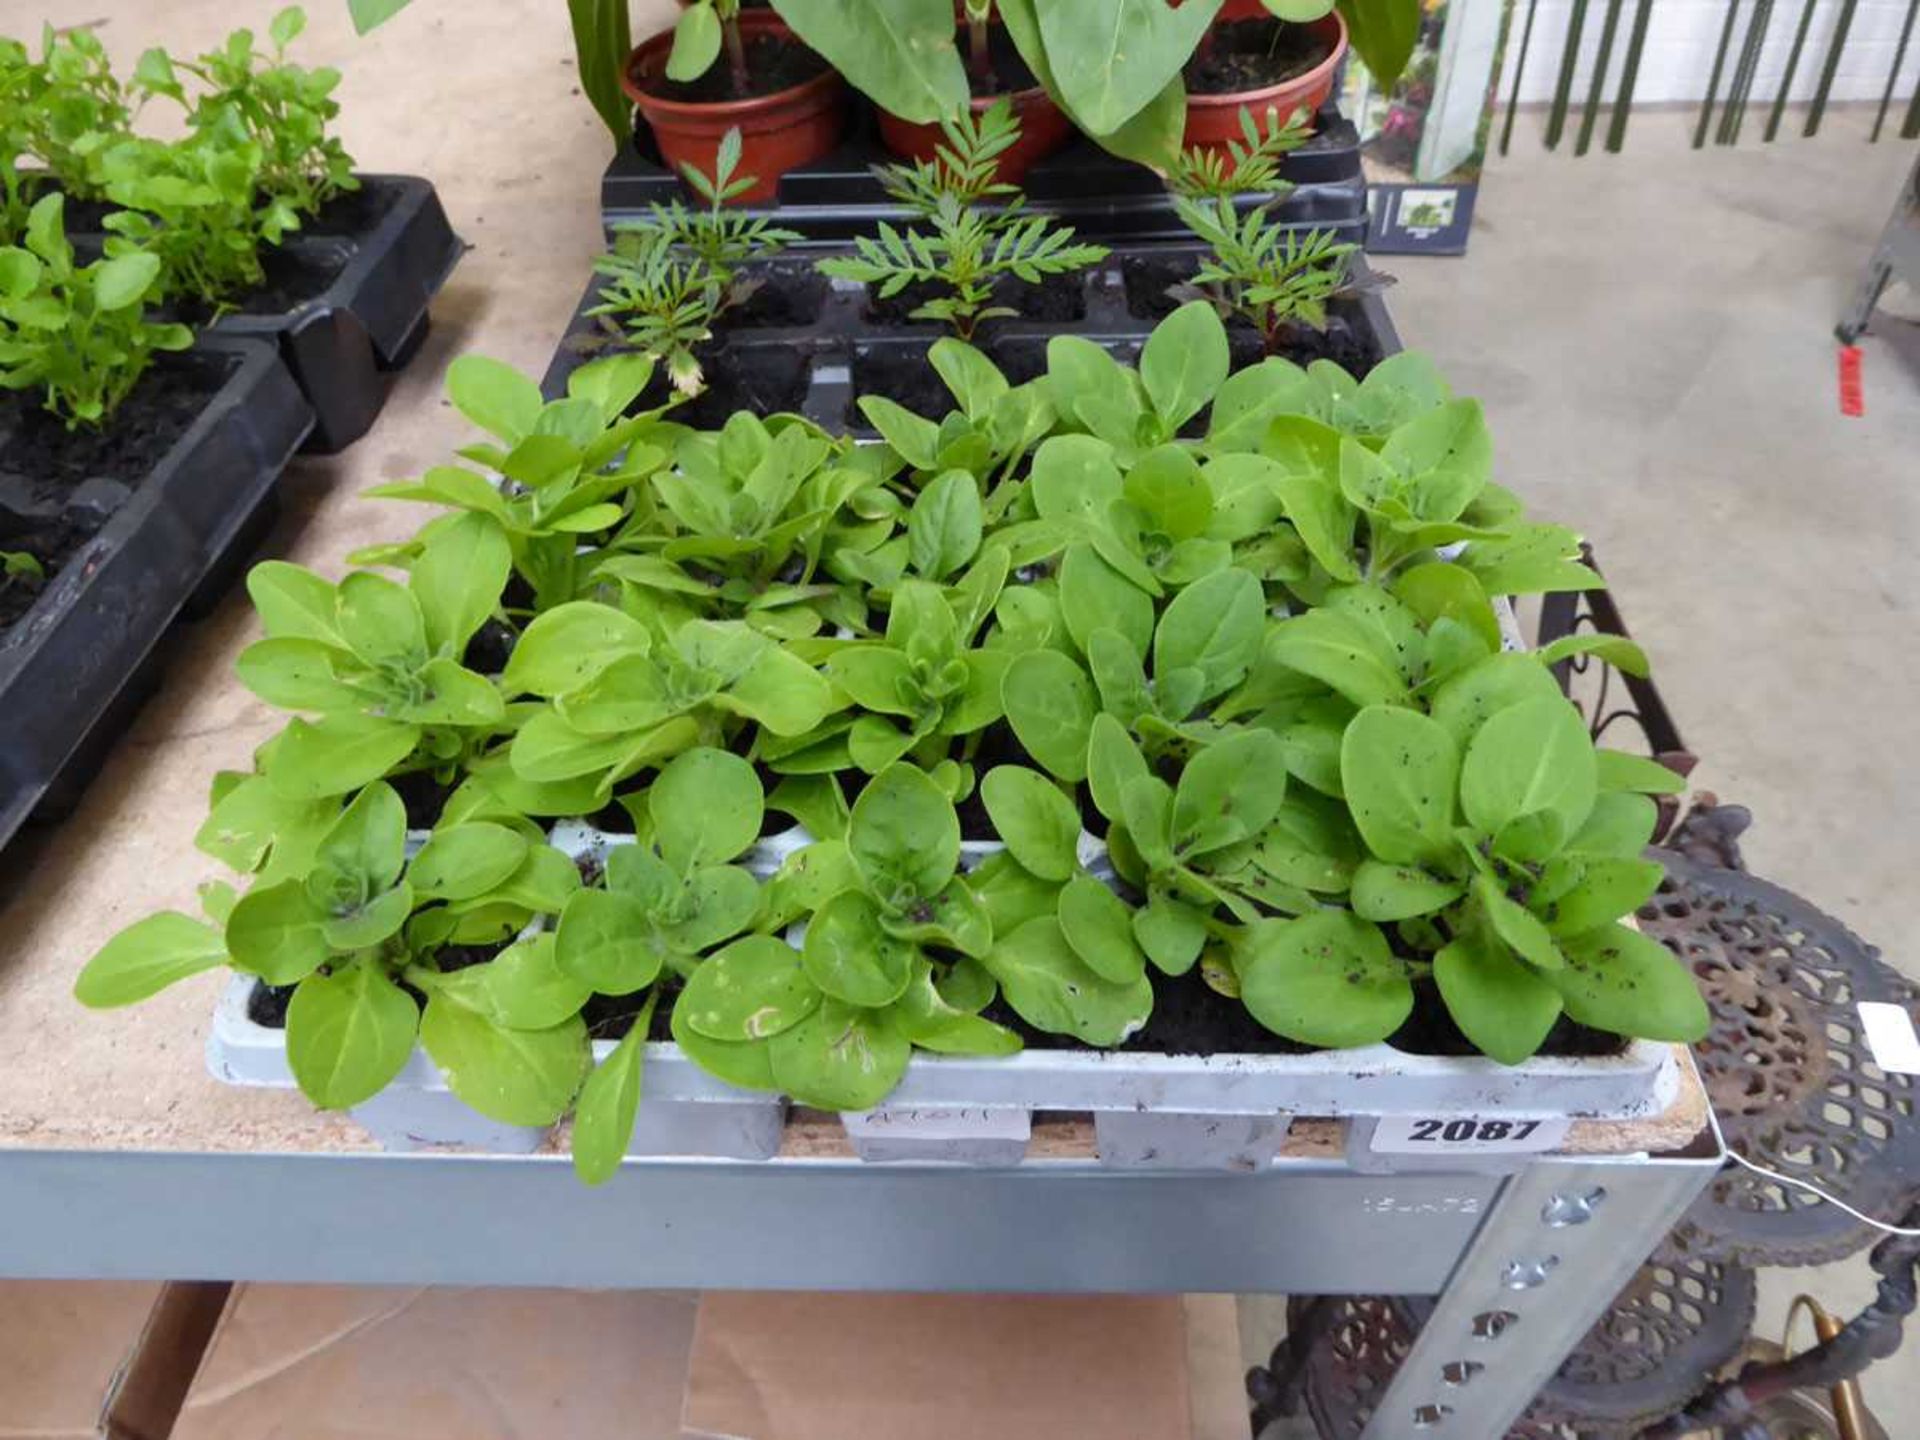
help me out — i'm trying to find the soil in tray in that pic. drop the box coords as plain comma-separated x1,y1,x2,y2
609,339,811,428
729,261,830,329
639,33,830,102
1185,19,1332,95
1122,254,1377,376
0,351,234,635
583,977,682,1042
863,273,1087,328
390,769,458,830
955,25,1044,98
302,178,403,238
173,243,348,325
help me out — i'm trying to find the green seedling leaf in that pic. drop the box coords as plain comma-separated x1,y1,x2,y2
1059,872,1145,984
1268,608,1408,708
930,339,1009,420
556,889,663,995
501,601,649,697
1207,358,1316,452
75,912,228,1007
1132,892,1207,974
1002,650,1097,782
1349,858,1465,921
1340,705,1460,866
848,763,959,905
1595,750,1685,795
412,511,512,658
774,0,969,122
981,766,1080,882
1544,857,1665,937
682,934,821,1041
767,999,912,1110
1549,924,1710,1043
985,915,1152,1046
419,993,589,1125
1433,928,1563,1065
907,469,983,579
1039,0,1221,134
1459,697,1597,840
666,0,721,80
1139,300,1230,430
1029,434,1123,525
651,747,763,870
1474,874,1563,971
671,995,778,1091
1123,444,1213,542
448,355,544,443
803,890,915,1007
1153,568,1263,702
408,824,529,902
1536,632,1651,678
1392,562,1503,652
483,933,594,1030
1430,651,1567,750
1172,729,1287,856
1059,545,1153,660
572,1020,645,1186
316,782,408,893
248,562,344,645
266,715,420,799
225,879,331,985
1239,911,1412,1048
286,962,419,1109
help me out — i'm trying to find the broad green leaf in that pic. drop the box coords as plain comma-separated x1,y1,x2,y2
893,959,1022,1055
981,766,1080,881
1058,871,1144,984
848,763,959,903
1544,857,1665,937
985,915,1152,1045
1139,300,1229,429
682,934,821,1041
1567,791,1658,859
1550,924,1710,1043
1460,697,1597,840
929,339,1008,420
419,994,589,1125
1002,650,1097,782
316,781,408,892
394,658,505,727
721,648,836,736
249,564,345,645
1207,359,1317,451
1350,858,1465,921
225,879,332,985
1122,444,1213,541
234,637,362,712
1475,874,1563,971
671,995,778,1091
1434,929,1562,1065
1172,729,1287,855
1085,714,1150,825
650,747,763,870
572,1023,644,1185
802,889,916,1007
1239,911,1412,1048
774,0,970,123
408,824,529,902
1537,633,1652,678
907,469,983,578
468,934,589,1030
75,913,227,1007
1029,434,1122,525
412,512,512,657
1132,892,1207,974
1458,523,1602,596
666,0,721,79
859,396,940,469
265,715,420,799
447,355,543,444
1392,562,1503,652
91,251,160,310
1339,0,1422,91
556,890,664,995
765,995,913,1110
1267,608,1407,707
321,882,414,951
1380,399,1491,519
501,602,649,697
1153,567,1263,701
1058,545,1153,660
1085,627,1153,725
1255,793,1360,893
1272,468,1359,583
1340,705,1460,865
1429,651,1567,750
665,865,763,952
1039,0,1222,134
286,963,419,1108
1595,750,1685,795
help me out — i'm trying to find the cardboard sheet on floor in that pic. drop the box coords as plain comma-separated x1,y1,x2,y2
171,1286,698,1440
682,1293,1205,1440
0,1280,219,1440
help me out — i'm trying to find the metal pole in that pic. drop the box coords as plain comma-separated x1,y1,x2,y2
1605,0,1656,152
1355,1150,1721,1440
1546,0,1592,149
1500,0,1545,156
1575,0,1627,154
1764,0,1821,142
1695,0,1744,148
1805,0,1862,136
1720,0,1774,145
1872,0,1920,141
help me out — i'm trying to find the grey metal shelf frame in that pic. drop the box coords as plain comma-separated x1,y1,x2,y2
0,1114,1722,1440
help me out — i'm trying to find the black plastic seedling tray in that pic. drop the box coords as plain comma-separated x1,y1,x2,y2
540,242,1401,432
606,102,1368,246
0,338,313,850
208,174,462,453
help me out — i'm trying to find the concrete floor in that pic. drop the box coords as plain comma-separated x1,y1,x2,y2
18,0,1920,1428
1246,105,1920,1434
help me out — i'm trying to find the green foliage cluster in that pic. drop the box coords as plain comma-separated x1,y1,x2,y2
0,9,356,308
0,193,192,426
818,100,1108,340
77,304,1707,1184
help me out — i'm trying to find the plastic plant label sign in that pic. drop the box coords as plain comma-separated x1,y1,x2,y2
841,1106,1032,1141
1370,1115,1571,1154
1838,345,1865,418
1858,1002,1920,1075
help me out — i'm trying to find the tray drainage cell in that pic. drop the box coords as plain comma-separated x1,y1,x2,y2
639,342,813,428
726,261,832,329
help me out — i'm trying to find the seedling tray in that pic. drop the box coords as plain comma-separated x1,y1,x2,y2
71,175,462,454
539,241,1402,428
607,101,1368,246
0,337,313,851
206,821,1680,1167
207,175,463,453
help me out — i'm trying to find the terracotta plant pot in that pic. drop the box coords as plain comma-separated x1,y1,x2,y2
876,84,1073,185
624,11,846,204
1184,10,1348,158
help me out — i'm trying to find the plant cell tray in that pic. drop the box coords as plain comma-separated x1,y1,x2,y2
606,101,1368,246
539,241,1402,431
0,338,313,852
206,819,1682,1168
207,174,463,453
